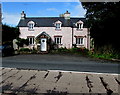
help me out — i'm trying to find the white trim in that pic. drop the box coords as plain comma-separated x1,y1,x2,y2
27,37,35,45
27,21,35,30
54,20,62,30
76,37,84,45
54,37,62,44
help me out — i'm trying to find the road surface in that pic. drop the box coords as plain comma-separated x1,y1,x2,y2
1,54,120,74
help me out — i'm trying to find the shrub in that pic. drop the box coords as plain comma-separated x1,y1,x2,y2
19,48,31,54
69,47,89,55
31,50,38,54
16,38,29,47
19,48,30,52
91,45,120,59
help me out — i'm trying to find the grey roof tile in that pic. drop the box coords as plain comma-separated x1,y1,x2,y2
17,17,87,28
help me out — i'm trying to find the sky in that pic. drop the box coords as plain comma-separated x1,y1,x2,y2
1,2,86,27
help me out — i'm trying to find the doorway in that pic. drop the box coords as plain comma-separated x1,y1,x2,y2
40,38,47,51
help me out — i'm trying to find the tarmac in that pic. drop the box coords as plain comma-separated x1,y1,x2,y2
0,67,120,95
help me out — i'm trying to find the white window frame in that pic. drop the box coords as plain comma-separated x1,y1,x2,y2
54,20,62,30
28,21,35,30
76,20,83,30
54,37,62,44
76,37,84,45
55,23,61,30
27,37,35,45
77,23,83,30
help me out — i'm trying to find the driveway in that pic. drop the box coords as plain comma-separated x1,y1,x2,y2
1,54,120,74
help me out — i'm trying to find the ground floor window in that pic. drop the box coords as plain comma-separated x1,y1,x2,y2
54,37,62,44
27,36,34,45
76,37,84,45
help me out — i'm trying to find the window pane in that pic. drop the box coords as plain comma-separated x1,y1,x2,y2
56,23,60,29
55,37,61,44
57,38,59,44
33,38,34,44
28,37,34,45
60,38,61,44
79,38,80,44
30,38,32,44
77,24,79,28
76,38,83,45
81,38,83,44
76,38,78,44
29,23,34,30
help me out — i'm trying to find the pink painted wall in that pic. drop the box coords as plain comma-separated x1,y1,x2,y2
19,27,90,49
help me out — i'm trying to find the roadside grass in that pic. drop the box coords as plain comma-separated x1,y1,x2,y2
50,47,120,62
18,47,120,62
88,46,120,61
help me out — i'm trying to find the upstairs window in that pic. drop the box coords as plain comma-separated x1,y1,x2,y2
56,23,61,30
54,20,62,30
76,20,83,30
28,23,34,30
77,23,83,30
28,21,35,30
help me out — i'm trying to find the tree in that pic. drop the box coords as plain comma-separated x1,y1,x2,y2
16,38,29,47
81,2,120,51
2,24,20,44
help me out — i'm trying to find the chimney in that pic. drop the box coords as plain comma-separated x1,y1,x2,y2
21,11,26,19
59,14,64,17
64,10,70,19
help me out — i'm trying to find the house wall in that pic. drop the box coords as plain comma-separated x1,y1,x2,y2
19,27,72,49
73,28,88,48
19,27,89,49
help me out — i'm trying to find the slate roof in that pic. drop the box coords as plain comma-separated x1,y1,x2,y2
18,17,88,28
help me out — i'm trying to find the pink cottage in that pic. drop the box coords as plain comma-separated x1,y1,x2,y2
18,11,90,52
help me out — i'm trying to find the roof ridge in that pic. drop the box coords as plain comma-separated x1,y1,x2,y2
26,17,64,18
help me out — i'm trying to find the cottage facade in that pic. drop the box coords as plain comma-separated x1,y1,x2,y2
18,11,90,52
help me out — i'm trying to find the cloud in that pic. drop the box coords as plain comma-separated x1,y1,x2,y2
71,2,86,17
46,8,59,12
2,12,20,27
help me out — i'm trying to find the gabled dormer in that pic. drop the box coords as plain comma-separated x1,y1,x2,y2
76,20,83,30
54,20,62,30
27,21,35,31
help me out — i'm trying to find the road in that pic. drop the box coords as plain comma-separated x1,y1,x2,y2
1,54,120,74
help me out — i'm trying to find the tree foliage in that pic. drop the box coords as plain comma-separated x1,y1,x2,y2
16,38,29,47
81,2,120,50
2,24,20,44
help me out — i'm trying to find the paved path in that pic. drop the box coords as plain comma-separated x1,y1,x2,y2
2,54,120,74
0,68,120,94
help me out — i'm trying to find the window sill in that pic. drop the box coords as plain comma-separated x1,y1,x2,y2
76,44,84,46
28,29,34,31
76,29,83,31
55,29,61,31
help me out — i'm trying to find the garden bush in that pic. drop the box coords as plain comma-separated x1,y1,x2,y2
90,45,120,59
19,48,31,54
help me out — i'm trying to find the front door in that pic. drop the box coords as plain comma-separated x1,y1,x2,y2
41,38,47,51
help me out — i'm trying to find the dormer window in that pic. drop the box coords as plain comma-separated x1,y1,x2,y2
56,23,61,29
55,20,62,30
77,23,82,29
28,21,35,31
28,23,34,30
76,20,83,30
